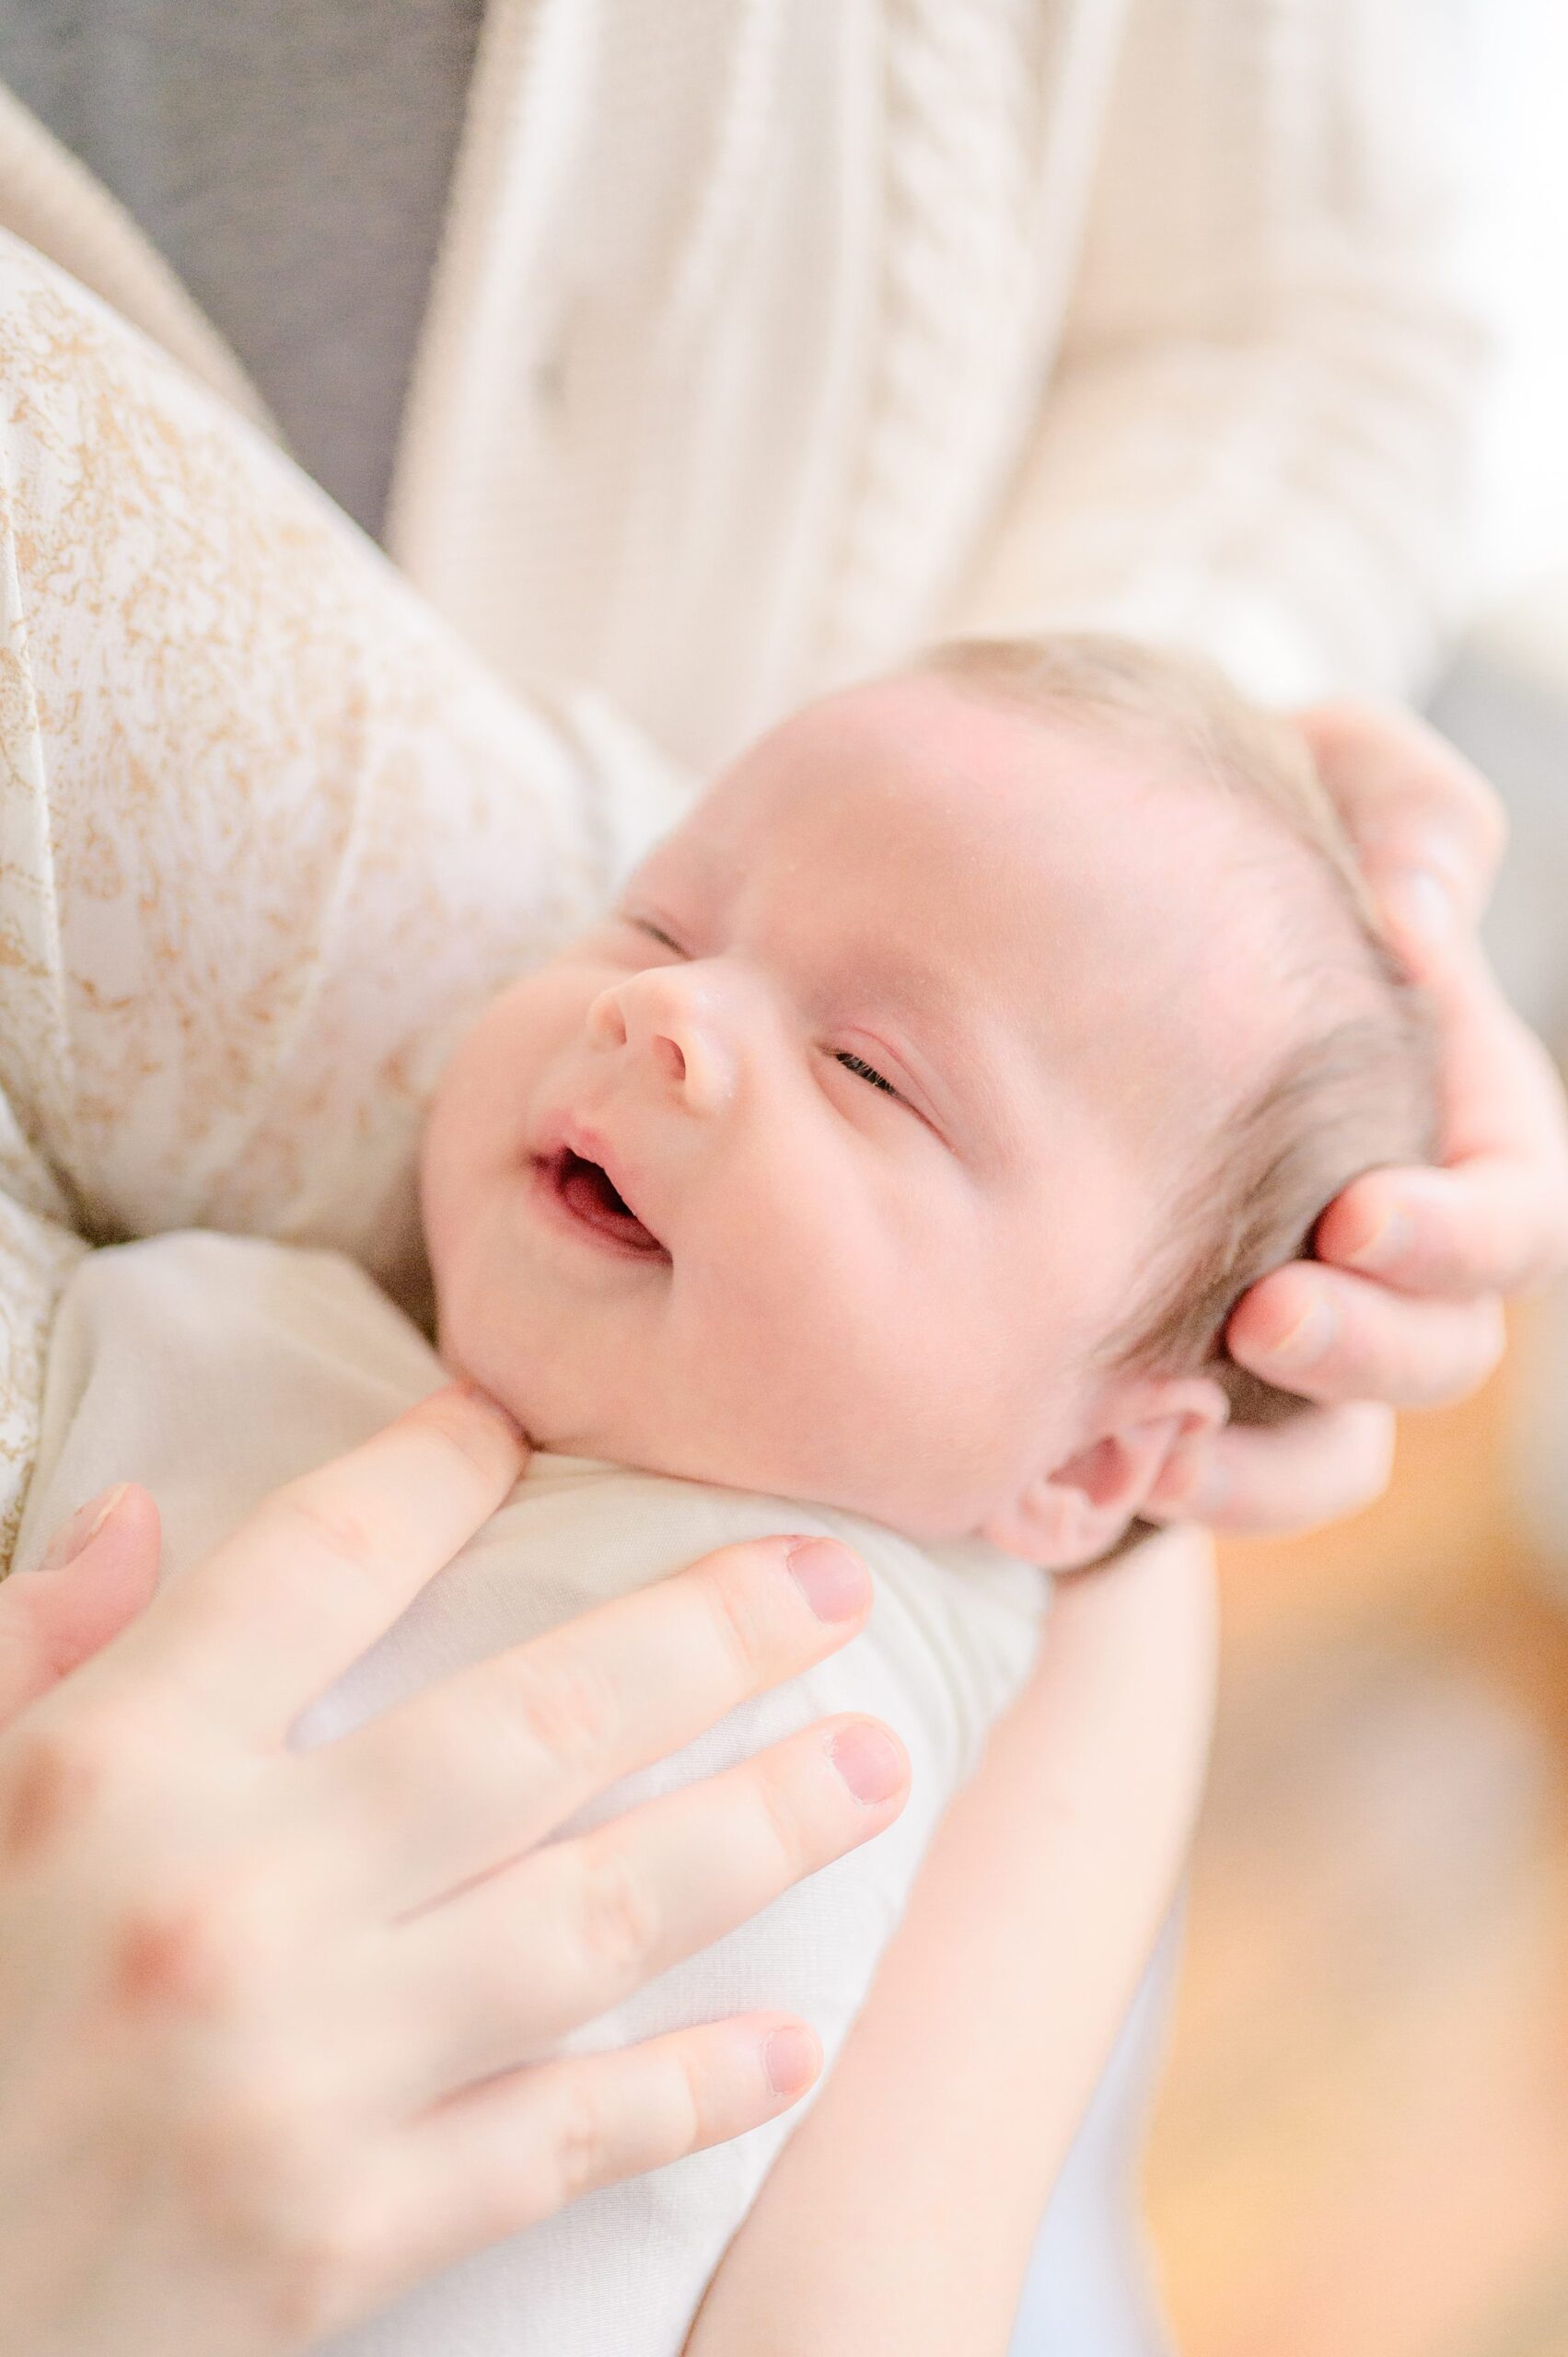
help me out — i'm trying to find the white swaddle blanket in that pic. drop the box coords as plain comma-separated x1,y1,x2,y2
17,1231,1046,2357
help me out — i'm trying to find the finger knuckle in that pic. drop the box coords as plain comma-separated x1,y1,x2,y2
667,2048,707,2160
106,1867,272,2024
575,1840,663,1979
549,2073,610,2207
181,2102,372,2338
271,1485,382,1585
261,2208,380,2347
501,1645,620,1772
0,1704,152,1866
746,1753,813,1881
702,1555,777,1683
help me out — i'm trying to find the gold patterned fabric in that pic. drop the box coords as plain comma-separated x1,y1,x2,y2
0,233,681,1562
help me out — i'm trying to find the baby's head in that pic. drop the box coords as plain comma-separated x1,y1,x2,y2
422,635,1434,1564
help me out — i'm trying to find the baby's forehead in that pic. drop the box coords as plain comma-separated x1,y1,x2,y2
689,673,1156,895
666,674,1329,1141
685,680,1301,985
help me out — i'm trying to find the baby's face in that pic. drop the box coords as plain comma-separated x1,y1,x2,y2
422,674,1299,1544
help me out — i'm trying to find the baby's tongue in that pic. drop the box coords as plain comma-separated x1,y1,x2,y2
563,1155,659,1248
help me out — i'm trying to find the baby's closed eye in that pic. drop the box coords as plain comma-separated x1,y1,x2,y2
623,914,686,956
835,1051,900,1098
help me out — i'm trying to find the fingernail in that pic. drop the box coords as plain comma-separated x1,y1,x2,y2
785,1537,871,1623
829,1722,905,1805
1335,1202,1413,1274
39,1484,129,1572
1379,866,1455,950
762,2024,819,2100
1258,1295,1337,1373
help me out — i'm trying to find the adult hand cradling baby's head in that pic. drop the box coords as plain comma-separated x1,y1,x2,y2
1150,696,1568,1537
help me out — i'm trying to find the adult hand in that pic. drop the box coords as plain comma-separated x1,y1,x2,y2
1147,699,1568,1535
0,1386,905,2357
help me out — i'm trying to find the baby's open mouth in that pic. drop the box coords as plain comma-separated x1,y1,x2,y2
539,1146,668,1258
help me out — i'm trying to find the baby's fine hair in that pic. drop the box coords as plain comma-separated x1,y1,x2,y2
920,632,1437,1453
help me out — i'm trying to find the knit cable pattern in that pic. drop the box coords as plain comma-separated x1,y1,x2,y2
815,0,1041,683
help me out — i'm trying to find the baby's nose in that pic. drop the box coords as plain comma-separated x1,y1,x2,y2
587,970,736,1114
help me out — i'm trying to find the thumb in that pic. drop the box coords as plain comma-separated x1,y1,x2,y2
0,1484,162,1724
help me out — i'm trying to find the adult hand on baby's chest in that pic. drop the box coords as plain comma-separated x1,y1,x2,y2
0,1387,905,2356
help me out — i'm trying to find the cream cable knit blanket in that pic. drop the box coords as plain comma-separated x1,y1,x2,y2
0,1,1483,740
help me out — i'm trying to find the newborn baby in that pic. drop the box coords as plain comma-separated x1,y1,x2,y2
17,634,1433,2356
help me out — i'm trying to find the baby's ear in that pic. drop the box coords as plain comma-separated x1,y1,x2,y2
979,1376,1228,1568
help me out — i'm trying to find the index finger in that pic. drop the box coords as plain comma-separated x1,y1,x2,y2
89,1385,528,1738
1317,942,1568,1295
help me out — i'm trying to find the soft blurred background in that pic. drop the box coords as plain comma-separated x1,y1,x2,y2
1145,7,1568,2349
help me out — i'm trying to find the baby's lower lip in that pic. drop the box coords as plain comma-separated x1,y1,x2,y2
530,1148,669,1260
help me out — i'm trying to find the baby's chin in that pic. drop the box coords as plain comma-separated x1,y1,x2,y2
434,1293,995,1539
478,1373,982,1541
436,1324,685,1475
